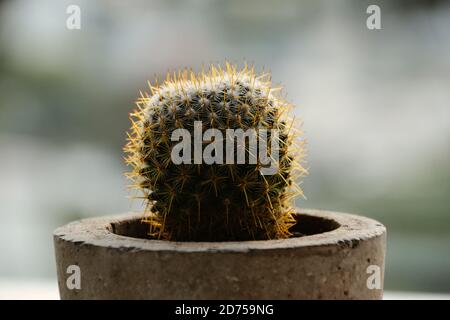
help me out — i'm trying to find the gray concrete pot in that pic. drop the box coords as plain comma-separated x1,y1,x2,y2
53,209,386,299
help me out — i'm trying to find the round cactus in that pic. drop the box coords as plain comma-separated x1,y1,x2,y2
124,63,306,241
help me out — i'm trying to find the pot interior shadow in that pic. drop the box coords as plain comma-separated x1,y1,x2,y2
289,213,340,237
110,213,341,241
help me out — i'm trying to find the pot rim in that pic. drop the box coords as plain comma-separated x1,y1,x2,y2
53,209,386,253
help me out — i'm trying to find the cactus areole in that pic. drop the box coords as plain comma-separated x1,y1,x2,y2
124,63,306,241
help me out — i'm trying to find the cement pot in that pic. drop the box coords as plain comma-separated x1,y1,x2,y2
53,209,386,299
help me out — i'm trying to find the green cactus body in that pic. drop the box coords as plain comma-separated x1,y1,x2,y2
125,63,306,241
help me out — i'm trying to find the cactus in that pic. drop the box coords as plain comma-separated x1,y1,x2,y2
124,63,306,241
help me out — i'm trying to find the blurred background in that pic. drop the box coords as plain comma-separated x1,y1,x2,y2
0,0,449,297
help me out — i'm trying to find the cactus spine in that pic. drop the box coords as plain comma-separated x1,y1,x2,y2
124,63,306,241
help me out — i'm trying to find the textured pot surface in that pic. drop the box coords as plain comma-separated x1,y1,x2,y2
53,209,386,299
